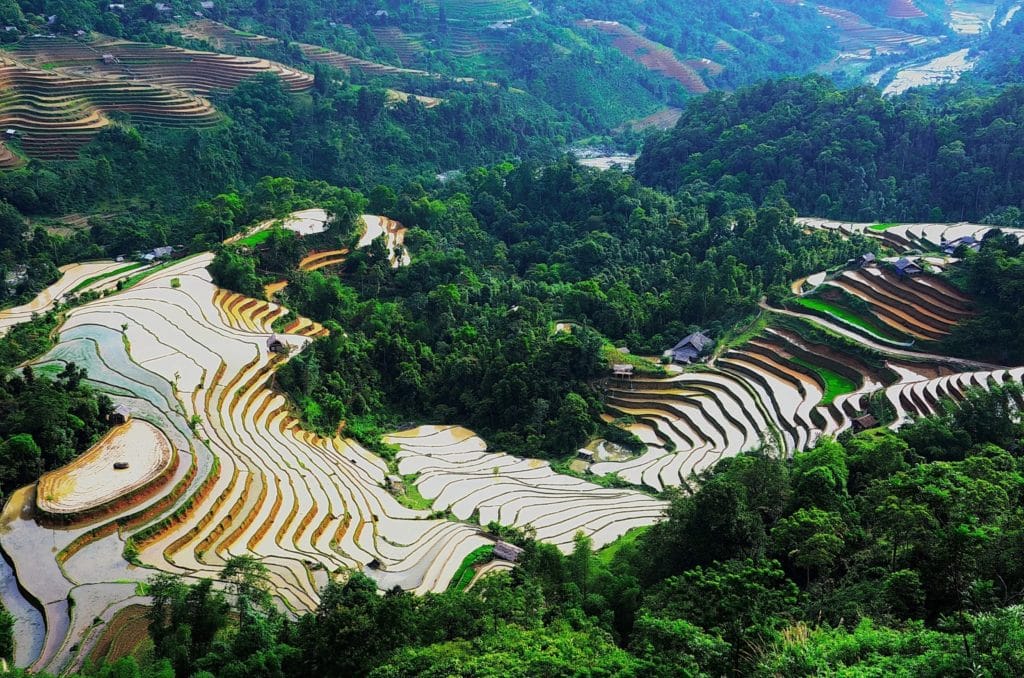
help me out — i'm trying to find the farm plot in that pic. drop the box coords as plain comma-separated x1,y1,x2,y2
0,260,144,336
823,268,973,340
0,56,220,162
372,27,427,67
226,208,331,245
817,5,933,50
888,0,927,19
0,239,661,672
795,217,1024,249
576,20,710,94
0,141,23,168
165,19,280,52
11,36,313,96
417,0,534,23
298,43,433,79
36,420,175,519
388,426,666,551
596,263,1013,492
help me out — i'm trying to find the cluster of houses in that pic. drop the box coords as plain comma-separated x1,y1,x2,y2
115,245,181,264
102,2,216,20
607,332,714,387
855,252,922,277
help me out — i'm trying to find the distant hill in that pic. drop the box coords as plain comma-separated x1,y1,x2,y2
636,76,1024,223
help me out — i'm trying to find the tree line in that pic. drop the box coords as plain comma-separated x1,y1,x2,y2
637,76,1024,223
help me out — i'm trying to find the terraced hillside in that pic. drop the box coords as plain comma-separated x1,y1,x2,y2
11,36,314,96
0,56,220,161
1,213,1021,670
0,212,662,673
166,18,280,51
888,0,927,19
297,42,433,78
418,0,534,23
589,220,1024,491
576,19,710,94
0,260,145,336
372,27,427,67
166,21,447,104
797,217,1024,250
817,4,934,50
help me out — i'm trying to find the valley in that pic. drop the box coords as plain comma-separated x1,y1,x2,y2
0,206,1019,671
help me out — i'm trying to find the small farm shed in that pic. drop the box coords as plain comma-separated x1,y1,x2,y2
386,475,404,493
856,252,876,268
141,245,173,262
493,541,524,562
894,258,922,277
267,334,286,354
942,236,980,255
852,414,878,432
110,404,132,425
577,448,594,462
665,331,711,364
612,364,634,378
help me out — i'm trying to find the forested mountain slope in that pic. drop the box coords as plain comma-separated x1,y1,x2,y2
636,77,1024,222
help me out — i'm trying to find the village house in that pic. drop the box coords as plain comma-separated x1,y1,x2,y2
141,245,173,262
893,257,923,277
852,414,878,432
856,252,876,268
266,334,287,354
942,235,981,255
493,541,524,562
110,404,132,425
665,331,712,364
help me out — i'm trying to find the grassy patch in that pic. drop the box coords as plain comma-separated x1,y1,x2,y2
795,297,902,342
68,262,144,295
236,228,276,247
789,356,857,406
0,312,60,369
718,312,768,352
869,222,898,232
447,545,495,592
32,362,66,379
395,476,434,511
600,343,666,376
596,525,650,566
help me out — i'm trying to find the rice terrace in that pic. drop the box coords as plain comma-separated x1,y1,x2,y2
0,0,1023,673
0,201,1018,672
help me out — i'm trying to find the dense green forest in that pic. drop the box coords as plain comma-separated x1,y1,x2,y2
8,389,1024,677
230,160,867,456
943,232,1024,365
0,362,112,496
971,8,1024,86
637,77,1024,223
